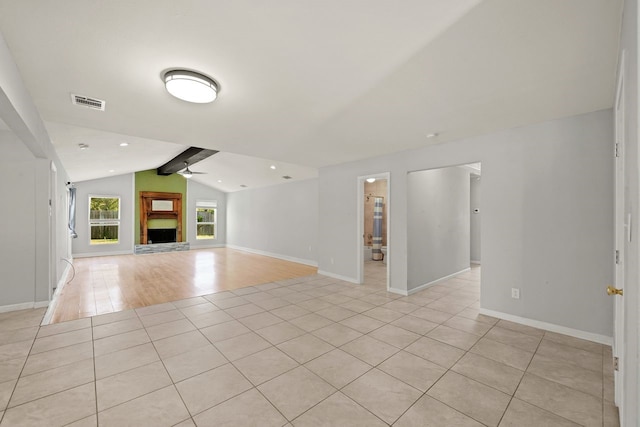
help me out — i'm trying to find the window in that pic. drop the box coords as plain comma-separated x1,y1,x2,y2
89,196,120,245
196,200,217,240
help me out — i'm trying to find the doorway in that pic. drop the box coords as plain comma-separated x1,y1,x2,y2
406,162,481,294
357,173,390,290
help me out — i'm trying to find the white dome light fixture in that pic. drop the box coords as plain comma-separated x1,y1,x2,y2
164,70,218,104
366,178,376,183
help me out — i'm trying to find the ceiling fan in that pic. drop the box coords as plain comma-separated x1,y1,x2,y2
177,161,207,179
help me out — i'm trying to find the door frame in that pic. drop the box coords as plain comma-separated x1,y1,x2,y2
49,161,57,301
356,172,390,290
613,48,628,423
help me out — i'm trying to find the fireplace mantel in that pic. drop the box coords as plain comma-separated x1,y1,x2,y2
139,191,182,244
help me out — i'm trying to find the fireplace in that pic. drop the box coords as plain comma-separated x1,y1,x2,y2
139,191,183,244
147,228,177,244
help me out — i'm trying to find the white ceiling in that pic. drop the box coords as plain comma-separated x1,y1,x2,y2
0,0,623,191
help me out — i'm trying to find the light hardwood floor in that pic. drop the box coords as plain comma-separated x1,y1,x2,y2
50,248,317,323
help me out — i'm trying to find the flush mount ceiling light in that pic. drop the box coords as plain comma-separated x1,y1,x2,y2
366,178,376,183
119,142,129,147
78,143,89,150
164,70,218,104
426,132,439,139
270,165,276,170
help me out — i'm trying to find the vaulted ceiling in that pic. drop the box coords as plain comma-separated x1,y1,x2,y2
0,0,623,191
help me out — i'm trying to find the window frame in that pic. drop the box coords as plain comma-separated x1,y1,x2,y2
88,195,121,245
196,200,217,240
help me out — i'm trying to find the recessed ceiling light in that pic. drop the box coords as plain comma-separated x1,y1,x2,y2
164,69,218,104
217,180,222,183
119,142,129,147
426,132,439,138
78,143,89,150
270,165,276,170
282,176,292,180
108,169,115,173
366,178,376,183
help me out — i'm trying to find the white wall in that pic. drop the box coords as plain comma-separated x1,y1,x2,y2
470,175,481,263
187,180,226,247
319,109,613,337
0,134,70,307
72,174,134,256
0,30,71,309
227,179,318,265
0,131,37,306
407,167,470,290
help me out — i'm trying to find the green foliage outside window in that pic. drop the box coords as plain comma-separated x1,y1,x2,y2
90,197,120,244
196,207,215,239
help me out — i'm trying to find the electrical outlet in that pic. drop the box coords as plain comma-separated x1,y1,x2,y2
511,288,520,299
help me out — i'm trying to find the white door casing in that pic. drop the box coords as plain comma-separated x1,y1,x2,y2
613,49,625,418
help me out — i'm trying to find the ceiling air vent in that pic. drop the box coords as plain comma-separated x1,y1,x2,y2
282,175,292,180
71,94,106,111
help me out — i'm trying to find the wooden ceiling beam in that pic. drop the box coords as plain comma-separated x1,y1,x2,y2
156,147,218,175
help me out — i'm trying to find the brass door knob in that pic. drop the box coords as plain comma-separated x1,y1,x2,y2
607,285,623,296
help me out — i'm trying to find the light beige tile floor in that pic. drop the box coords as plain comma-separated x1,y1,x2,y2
0,263,620,426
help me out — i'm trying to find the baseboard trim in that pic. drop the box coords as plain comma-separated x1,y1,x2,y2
471,260,481,265
73,250,133,258
0,302,38,313
190,243,226,249
317,270,359,284
388,287,409,296
479,308,613,346
41,262,73,325
0,300,49,313
226,244,318,267
407,267,471,295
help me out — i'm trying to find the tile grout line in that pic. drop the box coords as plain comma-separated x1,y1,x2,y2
0,309,45,422
91,306,209,422
0,311,99,425
178,291,401,423
392,313,501,427
144,309,201,426
264,278,482,424
12,265,612,426
284,272,486,424
493,327,545,426
92,311,164,418
91,315,98,425
23,274,444,422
